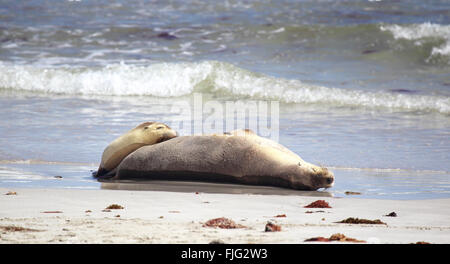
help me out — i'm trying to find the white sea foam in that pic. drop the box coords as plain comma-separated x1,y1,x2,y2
380,23,450,57
0,61,448,114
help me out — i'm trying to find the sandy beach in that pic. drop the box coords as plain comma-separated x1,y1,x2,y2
1,186,449,244
1,0,449,250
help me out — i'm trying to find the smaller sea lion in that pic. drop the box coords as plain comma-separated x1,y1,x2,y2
94,122,177,178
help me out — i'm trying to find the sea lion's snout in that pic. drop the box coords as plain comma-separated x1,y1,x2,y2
161,129,178,142
151,123,178,143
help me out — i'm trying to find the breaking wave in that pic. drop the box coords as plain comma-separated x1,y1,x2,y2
0,61,448,114
381,23,450,61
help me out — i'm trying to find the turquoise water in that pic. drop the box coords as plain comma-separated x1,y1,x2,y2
0,0,449,199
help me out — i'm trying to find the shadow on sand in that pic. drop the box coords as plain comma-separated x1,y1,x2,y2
100,179,332,197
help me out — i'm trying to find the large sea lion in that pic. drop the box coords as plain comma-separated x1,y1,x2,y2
109,129,334,191
95,122,178,178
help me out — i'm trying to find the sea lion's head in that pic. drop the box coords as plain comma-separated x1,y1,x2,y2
287,162,334,190
134,122,178,144
310,166,334,189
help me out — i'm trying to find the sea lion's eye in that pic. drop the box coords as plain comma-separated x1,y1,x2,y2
144,127,149,130
156,126,164,130
298,162,302,166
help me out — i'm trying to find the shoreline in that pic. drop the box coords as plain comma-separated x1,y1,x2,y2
2,163,450,200
1,187,449,244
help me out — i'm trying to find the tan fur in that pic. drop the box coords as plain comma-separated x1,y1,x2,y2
229,129,323,170
113,129,334,190
97,122,177,176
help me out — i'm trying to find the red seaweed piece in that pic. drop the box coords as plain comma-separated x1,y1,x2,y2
105,204,124,210
305,233,365,243
304,200,331,208
336,217,386,225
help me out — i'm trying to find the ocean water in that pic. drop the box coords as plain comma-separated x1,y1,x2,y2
0,0,449,199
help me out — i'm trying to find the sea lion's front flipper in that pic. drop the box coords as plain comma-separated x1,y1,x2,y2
96,167,117,179
93,167,117,179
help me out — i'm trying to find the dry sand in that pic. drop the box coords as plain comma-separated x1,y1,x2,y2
1,186,449,244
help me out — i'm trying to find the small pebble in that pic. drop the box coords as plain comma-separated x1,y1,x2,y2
385,212,397,217
265,222,281,232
